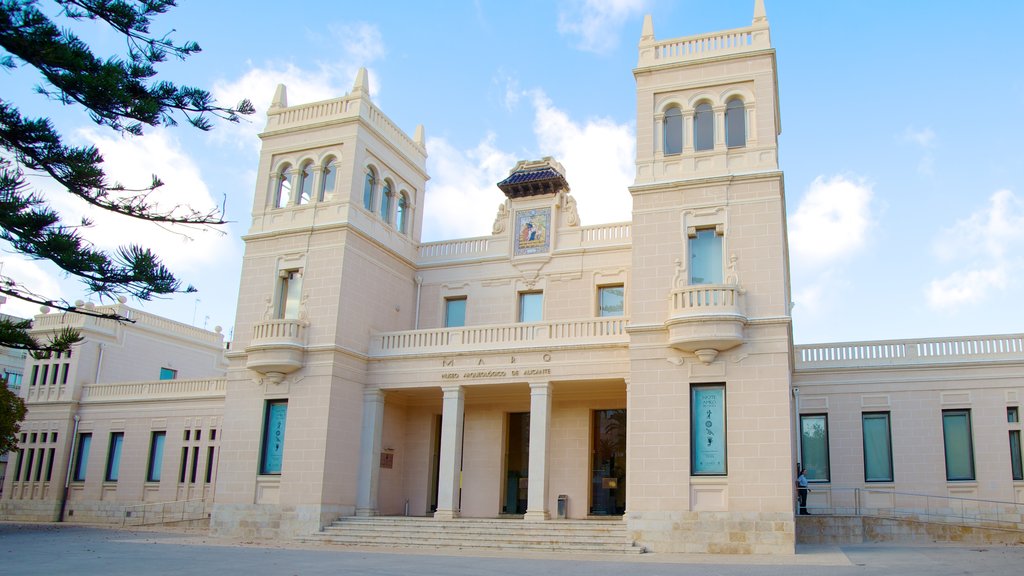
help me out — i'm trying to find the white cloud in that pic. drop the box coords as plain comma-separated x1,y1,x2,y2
422,89,634,241
902,126,936,148
528,90,633,224
558,0,647,54
0,258,62,319
926,189,1024,310
210,22,386,151
422,135,517,241
788,175,875,266
49,128,230,276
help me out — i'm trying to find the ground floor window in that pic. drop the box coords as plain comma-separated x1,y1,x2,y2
1009,430,1022,481
591,409,626,515
147,431,166,482
942,409,975,481
73,433,91,482
800,414,830,482
261,400,288,475
692,384,726,475
862,412,893,482
105,432,124,482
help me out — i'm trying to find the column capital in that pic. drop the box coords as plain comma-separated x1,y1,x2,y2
441,384,464,397
528,381,550,393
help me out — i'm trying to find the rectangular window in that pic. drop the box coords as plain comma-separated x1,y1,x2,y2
691,384,727,475
159,367,177,380
597,285,625,317
277,270,303,319
30,365,38,386
50,363,58,384
147,431,166,482
73,433,91,482
33,446,44,481
444,297,467,328
1010,430,1023,481
942,409,975,481
800,414,831,482
40,365,48,386
518,291,543,323
190,446,200,483
105,432,124,482
23,449,34,481
1009,407,1019,423
45,447,55,482
205,446,216,484
260,400,288,475
862,412,894,482
13,448,24,481
688,228,723,285
60,363,69,385
179,447,189,483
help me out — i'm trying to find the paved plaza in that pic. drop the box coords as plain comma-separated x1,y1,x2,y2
2,523,1024,575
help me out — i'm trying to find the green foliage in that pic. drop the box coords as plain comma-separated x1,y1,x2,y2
0,0,252,352
0,374,27,454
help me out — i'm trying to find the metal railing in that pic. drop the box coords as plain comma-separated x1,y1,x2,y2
804,486,1024,532
122,498,209,527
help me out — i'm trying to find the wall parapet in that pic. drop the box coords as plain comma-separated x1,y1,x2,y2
81,377,227,403
639,22,771,67
370,317,629,357
794,334,1024,371
30,304,225,347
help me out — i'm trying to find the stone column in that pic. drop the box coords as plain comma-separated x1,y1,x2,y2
355,389,385,516
524,381,552,521
434,385,465,519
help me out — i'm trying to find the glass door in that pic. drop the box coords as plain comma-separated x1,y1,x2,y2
503,412,530,514
591,409,626,515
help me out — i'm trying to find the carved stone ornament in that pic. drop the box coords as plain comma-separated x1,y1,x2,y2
492,201,509,234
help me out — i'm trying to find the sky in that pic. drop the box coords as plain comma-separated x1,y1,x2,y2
2,0,1023,345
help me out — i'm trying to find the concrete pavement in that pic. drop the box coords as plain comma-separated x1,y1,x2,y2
2,523,1023,575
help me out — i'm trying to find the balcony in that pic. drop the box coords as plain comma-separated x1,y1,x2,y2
665,284,746,363
370,317,628,357
245,319,308,382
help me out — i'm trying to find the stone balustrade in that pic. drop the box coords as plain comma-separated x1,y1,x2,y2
81,378,226,403
30,304,224,346
245,319,308,377
665,285,746,363
371,317,628,357
640,22,771,67
795,334,1024,370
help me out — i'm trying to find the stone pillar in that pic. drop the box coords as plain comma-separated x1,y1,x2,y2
434,385,465,519
524,382,551,521
355,389,385,516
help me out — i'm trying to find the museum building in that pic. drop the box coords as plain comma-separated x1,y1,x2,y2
2,2,1022,554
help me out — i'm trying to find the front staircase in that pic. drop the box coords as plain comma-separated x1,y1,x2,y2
303,516,644,554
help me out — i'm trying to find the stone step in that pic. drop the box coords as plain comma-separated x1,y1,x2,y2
304,517,644,554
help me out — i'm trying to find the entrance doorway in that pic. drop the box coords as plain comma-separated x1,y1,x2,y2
590,409,626,515
427,414,441,513
503,412,530,514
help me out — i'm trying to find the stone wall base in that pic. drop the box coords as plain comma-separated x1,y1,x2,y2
210,503,354,539
797,515,1024,546
627,510,795,554
0,499,61,522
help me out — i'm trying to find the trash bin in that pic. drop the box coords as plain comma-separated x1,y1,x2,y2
556,494,568,519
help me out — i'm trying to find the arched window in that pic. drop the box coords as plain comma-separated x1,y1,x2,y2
397,191,409,234
318,157,336,201
274,164,292,208
663,106,682,155
381,180,393,223
725,98,746,148
297,161,313,205
694,102,714,152
363,168,376,210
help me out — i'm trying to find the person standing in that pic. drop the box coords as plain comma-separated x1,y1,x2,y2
796,468,809,515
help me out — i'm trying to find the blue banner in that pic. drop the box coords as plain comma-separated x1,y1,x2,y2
262,402,288,474
692,385,726,474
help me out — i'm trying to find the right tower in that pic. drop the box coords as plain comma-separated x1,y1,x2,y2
627,0,795,553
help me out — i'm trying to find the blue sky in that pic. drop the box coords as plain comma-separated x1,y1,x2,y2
2,0,1023,345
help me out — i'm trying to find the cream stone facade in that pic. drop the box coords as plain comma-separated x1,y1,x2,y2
2,3,1022,554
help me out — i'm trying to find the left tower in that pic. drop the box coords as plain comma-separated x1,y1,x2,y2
212,70,428,538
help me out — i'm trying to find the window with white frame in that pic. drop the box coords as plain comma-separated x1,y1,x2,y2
445,297,466,328
942,409,975,481
518,292,543,323
725,97,746,148
800,414,830,482
663,106,682,155
274,164,292,208
693,102,714,151
862,412,893,482
688,227,723,284
381,180,393,223
277,270,302,319
597,285,624,317
318,157,336,201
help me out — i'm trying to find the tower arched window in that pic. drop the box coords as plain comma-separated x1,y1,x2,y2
694,102,714,152
274,164,292,208
297,161,313,205
381,180,393,223
397,191,409,234
725,98,746,148
363,168,376,211
663,106,682,155
319,157,336,201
